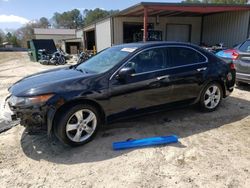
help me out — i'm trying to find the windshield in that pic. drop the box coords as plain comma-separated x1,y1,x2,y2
76,46,136,74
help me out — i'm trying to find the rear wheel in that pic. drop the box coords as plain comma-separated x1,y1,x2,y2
54,104,100,146
199,83,222,112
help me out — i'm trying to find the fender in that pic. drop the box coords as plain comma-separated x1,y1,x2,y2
47,106,57,136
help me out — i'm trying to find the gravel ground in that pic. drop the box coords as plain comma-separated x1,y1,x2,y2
0,52,250,188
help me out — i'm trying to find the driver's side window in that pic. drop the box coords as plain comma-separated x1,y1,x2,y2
125,48,166,74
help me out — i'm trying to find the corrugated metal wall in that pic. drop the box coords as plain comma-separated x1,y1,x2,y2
96,18,112,51
202,11,250,47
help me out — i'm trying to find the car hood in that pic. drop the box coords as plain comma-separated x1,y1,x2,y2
9,67,96,96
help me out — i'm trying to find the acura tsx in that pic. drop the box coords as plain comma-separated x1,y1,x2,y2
5,42,236,146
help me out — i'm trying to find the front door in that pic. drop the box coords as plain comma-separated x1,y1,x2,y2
107,47,173,119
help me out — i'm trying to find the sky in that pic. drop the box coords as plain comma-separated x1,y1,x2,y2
0,0,181,31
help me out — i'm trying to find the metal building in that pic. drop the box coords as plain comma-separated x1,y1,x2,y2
82,2,250,52
33,28,83,54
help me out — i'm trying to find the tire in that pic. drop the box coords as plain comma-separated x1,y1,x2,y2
199,82,223,112
54,104,100,146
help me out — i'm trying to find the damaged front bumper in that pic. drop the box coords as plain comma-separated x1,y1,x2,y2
0,96,17,122
3,95,48,132
7,99,57,136
9,105,48,131
0,96,20,132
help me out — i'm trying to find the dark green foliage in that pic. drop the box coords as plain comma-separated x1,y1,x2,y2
0,29,5,45
83,8,119,25
52,8,119,28
4,32,20,47
52,9,84,29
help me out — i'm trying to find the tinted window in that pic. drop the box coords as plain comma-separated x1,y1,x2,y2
125,48,165,74
168,47,206,67
239,40,250,52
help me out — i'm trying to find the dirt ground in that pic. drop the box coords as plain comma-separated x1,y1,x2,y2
0,52,250,188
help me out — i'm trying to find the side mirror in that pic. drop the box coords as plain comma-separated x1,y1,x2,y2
116,67,135,81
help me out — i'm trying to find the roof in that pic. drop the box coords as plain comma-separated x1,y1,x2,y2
117,2,250,17
112,41,200,49
82,2,250,29
34,28,76,35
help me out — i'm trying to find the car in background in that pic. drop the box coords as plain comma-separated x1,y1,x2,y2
216,40,250,86
4,42,236,146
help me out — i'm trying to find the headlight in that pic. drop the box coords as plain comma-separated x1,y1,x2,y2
9,94,54,106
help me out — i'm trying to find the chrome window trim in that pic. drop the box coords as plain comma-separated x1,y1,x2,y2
109,45,208,80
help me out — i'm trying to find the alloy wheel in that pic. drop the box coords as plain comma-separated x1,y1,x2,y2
66,109,97,143
204,85,221,109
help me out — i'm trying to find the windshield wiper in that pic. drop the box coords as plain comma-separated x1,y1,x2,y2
75,68,87,74
75,68,86,74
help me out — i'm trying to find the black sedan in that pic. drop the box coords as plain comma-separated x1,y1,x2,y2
5,42,236,146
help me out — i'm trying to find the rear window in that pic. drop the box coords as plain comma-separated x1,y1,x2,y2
168,47,206,67
239,40,250,52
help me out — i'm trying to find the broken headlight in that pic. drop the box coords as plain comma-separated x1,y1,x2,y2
8,94,54,107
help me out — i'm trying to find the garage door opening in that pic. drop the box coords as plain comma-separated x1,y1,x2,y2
85,30,96,50
123,22,154,43
65,42,81,54
166,24,191,42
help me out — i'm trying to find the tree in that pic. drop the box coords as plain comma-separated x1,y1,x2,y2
52,9,84,29
5,32,20,47
15,23,36,48
14,17,51,48
83,8,119,25
0,29,5,45
39,17,50,28
51,8,119,28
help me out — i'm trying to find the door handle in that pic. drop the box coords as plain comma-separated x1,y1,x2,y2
157,75,170,81
197,67,207,72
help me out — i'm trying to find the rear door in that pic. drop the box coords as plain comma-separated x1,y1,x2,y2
236,40,250,74
165,46,209,102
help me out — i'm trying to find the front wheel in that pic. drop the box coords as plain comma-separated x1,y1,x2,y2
199,83,223,112
54,104,100,146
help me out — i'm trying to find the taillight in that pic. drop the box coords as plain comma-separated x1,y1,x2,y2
224,49,236,53
223,49,239,60
232,52,239,60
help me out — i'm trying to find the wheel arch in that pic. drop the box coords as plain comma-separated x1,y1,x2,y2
49,98,106,135
196,79,226,104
